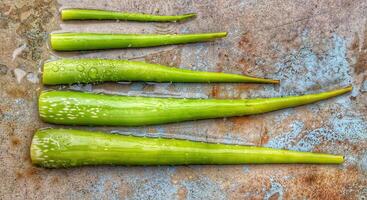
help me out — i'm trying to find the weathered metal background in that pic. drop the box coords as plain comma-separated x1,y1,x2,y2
1,0,366,199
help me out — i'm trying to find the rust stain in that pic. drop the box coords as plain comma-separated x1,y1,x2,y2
51,176,59,184
269,193,280,200
353,25,367,75
362,25,367,50
354,52,367,75
236,83,262,92
118,183,131,199
259,128,270,145
0,4,11,14
2,121,16,136
177,187,187,200
216,64,223,72
10,136,21,147
238,57,252,74
24,167,43,191
292,166,361,199
237,32,258,75
143,84,156,93
23,154,31,162
5,86,29,99
15,171,24,180
25,167,40,177
216,51,230,72
238,32,253,52
229,115,265,144
350,33,360,51
171,166,198,183
230,177,266,200
303,173,317,184
231,115,263,131
210,85,220,98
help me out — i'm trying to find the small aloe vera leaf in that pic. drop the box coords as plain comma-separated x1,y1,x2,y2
61,9,196,22
50,32,227,51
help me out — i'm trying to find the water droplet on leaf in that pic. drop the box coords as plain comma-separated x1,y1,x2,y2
88,67,98,79
52,65,60,72
77,65,85,72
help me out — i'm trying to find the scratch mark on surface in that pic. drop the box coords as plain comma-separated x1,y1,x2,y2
258,5,367,33
259,10,330,32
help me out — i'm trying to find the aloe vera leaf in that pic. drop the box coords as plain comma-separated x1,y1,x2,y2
38,86,352,126
42,58,279,85
31,128,344,168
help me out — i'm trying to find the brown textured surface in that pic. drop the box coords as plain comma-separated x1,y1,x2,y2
0,0,366,199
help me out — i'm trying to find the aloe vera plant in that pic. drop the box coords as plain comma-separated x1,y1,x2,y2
50,32,227,51
61,9,196,22
31,128,344,168
38,86,352,126
42,58,279,85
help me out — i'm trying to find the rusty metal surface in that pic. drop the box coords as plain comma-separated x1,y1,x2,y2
1,0,367,199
